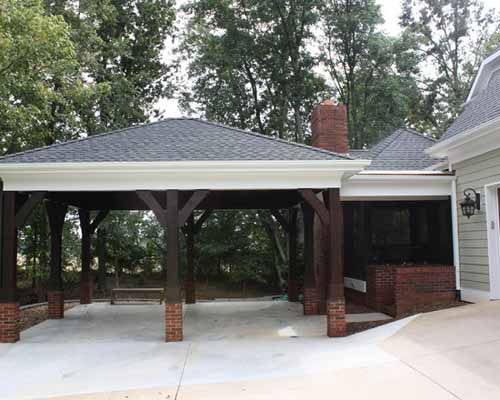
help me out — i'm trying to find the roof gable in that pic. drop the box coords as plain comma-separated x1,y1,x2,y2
0,118,351,163
441,71,500,141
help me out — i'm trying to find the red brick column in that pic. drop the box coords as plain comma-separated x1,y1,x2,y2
165,302,183,342
288,279,299,302
327,298,346,337
80,279,93,305
0,303,19,343
47,291,64,319
366,265,395,312
303,287,320,315
185,280,195,304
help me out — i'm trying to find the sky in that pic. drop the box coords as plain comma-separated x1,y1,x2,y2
159,0,499,118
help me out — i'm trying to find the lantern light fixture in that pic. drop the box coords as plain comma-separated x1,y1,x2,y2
460,188,480,219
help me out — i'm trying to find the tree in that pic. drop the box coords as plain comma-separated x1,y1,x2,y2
319,0,421,148
401,0,500,135
0,0,90,153
44,0,176,133
180,0,326,143
196,210,281,291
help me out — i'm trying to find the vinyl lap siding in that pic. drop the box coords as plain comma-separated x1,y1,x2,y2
454,147,500,292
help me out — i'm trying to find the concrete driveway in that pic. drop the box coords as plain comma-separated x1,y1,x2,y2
1,300,500,400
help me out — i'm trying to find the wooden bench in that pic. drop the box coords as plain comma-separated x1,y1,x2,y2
110,288,164,305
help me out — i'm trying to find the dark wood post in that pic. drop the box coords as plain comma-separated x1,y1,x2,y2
79,210,92,304
302,202,319,315
288,208,299,302
137,189,209,342
326,188,346,337
165,190,182,341
78,209,108,304
185,214,195,304
0,189,19,343
46,201,67,319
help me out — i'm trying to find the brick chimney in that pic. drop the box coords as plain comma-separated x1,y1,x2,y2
311,100,349,154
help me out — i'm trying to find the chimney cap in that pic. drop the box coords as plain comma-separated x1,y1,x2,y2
320,99,335,106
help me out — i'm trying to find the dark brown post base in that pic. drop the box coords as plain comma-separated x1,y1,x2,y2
303,287,320,315
165,302,183,342
0,303,19,343
47,291,64,319
80,280,93,305
327,297,347,337
185,280,196,304
288,279,299,302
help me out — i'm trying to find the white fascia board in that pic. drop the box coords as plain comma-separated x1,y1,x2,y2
0,159,371,191
426,116,500,162
341,172,454,199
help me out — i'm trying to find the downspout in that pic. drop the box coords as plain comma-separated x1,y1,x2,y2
450,162,461,293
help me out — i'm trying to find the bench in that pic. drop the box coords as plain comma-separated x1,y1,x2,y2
110,288,164,305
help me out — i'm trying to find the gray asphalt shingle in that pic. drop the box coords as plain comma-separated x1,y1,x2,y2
0,118,351,163
349,128,438,170
441,69,500,141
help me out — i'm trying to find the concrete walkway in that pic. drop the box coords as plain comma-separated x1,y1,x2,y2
1,300,500,399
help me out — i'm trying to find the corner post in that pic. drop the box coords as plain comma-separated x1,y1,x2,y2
301,202,319,315
46,201,67,319
288,208,299,302
326,188,346,337
0,188,19,343
165,190,182,341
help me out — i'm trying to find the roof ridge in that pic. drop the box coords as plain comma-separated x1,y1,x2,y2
402,127,436,142
193,119,353,160
0,118,190,161
369,129,403,158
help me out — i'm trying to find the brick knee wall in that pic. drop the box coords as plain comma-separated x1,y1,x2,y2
303,287,320,315
185,280,196,304
47,291,64,319
165,303,183,342
366,265,395,312
0,303,19,343
394,265,456,316
366,264,456,317
80,280,93,305
327,298,346,337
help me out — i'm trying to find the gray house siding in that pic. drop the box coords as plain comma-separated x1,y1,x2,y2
454,147,500,292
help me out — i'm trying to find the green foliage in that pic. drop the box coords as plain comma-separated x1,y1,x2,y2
0,0,91,153
196,211,281,288
44,0,176,132
99,211,163,275
320,0,421,148
401,0,500,136
180,0,327,143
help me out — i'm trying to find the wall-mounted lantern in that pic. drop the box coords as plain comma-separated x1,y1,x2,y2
460,188,480,218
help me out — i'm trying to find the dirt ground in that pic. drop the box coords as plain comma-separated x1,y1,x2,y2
19,304,77,331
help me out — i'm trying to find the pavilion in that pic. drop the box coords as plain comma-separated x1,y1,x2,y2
0,116,369,343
